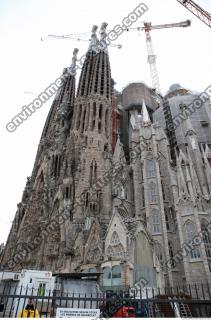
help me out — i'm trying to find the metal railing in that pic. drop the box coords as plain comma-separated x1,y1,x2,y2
0,283,211,318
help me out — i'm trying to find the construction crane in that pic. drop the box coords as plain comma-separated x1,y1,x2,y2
42,20,190,94
126,20,191,94
41,33,122,49
176,0,211,28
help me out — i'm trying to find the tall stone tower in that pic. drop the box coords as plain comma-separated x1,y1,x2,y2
70,23,112,225
1,23,113,273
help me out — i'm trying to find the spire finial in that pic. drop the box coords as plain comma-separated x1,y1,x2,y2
89,25,99,52
142,99,151,124
100,22,108,40
91,25,98,37
67,48,79,75
99,22,108,52
72,48,79,63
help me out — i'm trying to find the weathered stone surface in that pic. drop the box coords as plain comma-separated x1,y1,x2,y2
1,27,211,289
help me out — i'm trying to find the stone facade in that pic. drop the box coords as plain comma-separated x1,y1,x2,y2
1,24,211,290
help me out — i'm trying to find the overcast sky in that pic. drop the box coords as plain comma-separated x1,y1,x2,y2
0,0,210,244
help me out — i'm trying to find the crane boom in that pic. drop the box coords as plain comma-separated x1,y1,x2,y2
42,19,191,94
41,34,122,48
143,19,191,31
176,0,211,28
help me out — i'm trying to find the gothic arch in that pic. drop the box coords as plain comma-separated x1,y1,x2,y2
146,158,156,178
148,182,157,203
154,241,164,266
84,224,102,263
36,171,44,189
184,220,201,259
110,231,120,245
106,230,126,260
152,208,160,233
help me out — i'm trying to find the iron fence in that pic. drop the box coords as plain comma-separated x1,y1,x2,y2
0,283,211,317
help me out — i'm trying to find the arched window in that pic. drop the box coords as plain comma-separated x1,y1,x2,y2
201,219,211,271
58,156,61,177
99,104,103,120
186,221,201,259
103,267,112,286
104,143,108,152
85,103,90,131
119,186,124,198
165,208,170,231
94,161,97,181
85,192,89,207
146,159,156,178
152,209,160,233
112,265,122,286
148,182,157,203
168,241,175,267
65,187,69,199
161,180,166,200
81,107,86,133
92,102,96,131
54,155,61,177
90,162,93,186
84,217,91,230
37,173,44,189
54,155,58,177
105,109,109,138
102,266,122,287
98,104,103,133
76,104,82,130
142,186,145,207
154,242,163,266
141,164,144,181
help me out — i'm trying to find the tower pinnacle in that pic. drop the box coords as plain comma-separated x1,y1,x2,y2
67,48,79,75
142,99,151,124
99,22,108,53
88,25,99,52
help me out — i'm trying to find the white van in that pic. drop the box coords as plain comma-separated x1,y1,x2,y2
0,270,55,317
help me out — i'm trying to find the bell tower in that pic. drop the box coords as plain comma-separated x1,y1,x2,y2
71,23,112,226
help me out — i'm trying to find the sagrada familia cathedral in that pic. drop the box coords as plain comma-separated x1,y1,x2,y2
1,23,211,289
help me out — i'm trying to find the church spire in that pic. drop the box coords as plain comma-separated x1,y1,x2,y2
77,23,111,99
67,48,79,76
142,99,151,124
41,48,78,139
77,25,99,97
99,22,108,53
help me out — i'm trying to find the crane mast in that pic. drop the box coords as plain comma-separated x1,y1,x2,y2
176,0,211,28
144,23,161,93
142,20,190,93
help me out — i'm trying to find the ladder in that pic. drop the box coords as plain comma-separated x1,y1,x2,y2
168,297,192,317
179,302,192,317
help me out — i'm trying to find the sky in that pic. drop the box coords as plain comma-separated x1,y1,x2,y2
0,0,210,244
